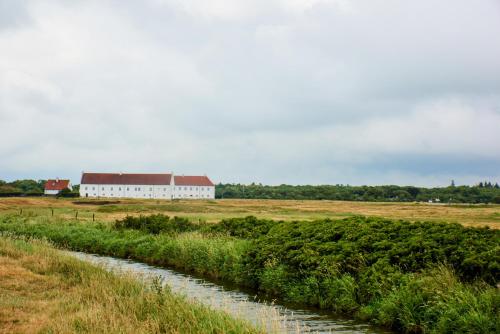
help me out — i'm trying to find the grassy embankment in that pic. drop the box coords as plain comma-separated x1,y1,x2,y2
0,197,499,228
1,213,498,333
0,235,259,334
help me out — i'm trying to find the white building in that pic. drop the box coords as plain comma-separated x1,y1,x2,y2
79,172,215,199
172,175,216,199
44,178,72,195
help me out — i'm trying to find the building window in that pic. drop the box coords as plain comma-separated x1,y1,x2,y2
190,187,192,191
138,187,141,191
102,187,104,191
84,186,88,190
200,187,203,191
149,187,152,191
119,187,121,191
92,187,95,190
184,187,187,190
111,187,113,191
126,187,129,191
163,188,166,191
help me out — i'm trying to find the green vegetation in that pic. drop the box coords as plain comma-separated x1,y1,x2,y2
0,179,79,197
1,213,498,333
0,179,46,196
0,236,259,333
3,178,500,203
217,183,500,203
114,214,198,234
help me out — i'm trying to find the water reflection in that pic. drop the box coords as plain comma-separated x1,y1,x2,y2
69,252,390,334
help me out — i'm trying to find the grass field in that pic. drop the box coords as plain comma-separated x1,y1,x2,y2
0,236,259,334
1,198,498,333
0,197,499,228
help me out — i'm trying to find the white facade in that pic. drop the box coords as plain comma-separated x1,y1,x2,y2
79,173,215,200
44,189,61,195
80,184,174,199
172,185,215,199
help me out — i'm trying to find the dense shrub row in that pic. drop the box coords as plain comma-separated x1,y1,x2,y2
206,216,277,239
244,217,499,284
114,214,198,234
1,214,498,333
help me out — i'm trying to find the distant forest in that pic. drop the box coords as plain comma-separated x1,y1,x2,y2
0,179,79,197
216,182,500,204
0,179,46,196
1,179,499,203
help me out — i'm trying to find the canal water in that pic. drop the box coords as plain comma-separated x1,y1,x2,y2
69,252,391,334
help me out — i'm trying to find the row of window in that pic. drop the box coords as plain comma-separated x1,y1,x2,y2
84,186,211,192
87,193,212,198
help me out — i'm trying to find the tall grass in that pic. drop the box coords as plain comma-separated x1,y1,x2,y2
0,214,250,283
0,236,260,333
1,214,498,333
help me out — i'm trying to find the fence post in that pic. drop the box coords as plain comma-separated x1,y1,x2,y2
75,211,78,219
51,208,54,217
93,213,95,222
20,209,22,215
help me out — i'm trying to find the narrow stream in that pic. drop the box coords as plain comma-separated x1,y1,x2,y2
69,252,391,334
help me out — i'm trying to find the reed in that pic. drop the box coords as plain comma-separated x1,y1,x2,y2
0,236,260,333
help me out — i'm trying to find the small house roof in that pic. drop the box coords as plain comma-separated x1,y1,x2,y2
45,179,70,191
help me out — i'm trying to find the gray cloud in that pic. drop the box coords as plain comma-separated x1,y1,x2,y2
1,0,499,186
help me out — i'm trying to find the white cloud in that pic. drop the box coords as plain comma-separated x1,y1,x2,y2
0,0,499,185
327,98,500,157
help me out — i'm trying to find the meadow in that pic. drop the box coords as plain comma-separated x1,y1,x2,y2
0,197,499,228
0,197,499,333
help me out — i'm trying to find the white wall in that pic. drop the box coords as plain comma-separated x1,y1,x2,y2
44,189,60,195
172,185,215,199
80,184,173,199
80,184,214,200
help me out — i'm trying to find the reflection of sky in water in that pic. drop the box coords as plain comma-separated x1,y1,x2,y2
70,252,391,334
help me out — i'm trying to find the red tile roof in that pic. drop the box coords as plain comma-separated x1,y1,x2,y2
174,175,214,186
81,173,172,185
45,179,70,191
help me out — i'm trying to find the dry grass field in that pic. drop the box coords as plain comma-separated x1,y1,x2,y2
0,197,498,228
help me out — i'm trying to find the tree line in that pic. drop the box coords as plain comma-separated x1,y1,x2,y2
0,179,46,196
0,179,80,197
2,179,499,203
216,182,500,203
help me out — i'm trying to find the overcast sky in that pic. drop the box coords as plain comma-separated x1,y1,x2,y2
1,0,499,186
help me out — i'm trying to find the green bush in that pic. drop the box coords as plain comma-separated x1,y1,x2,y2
114,214,198,235
1,214,498,333
205,216,278,238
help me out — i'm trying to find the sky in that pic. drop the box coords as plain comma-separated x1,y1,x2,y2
1,0,499,186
